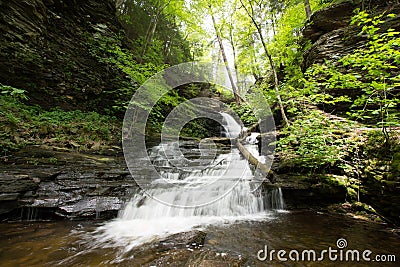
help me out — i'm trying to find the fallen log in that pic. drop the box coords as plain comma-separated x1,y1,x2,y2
234,139,276,183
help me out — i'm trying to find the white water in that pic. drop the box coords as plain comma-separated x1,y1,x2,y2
94,113,284,251
246,132,260,144
221,112,242,138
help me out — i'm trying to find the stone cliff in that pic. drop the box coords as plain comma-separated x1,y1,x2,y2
301,0,400,225
0,0,130,111
303,0,400,70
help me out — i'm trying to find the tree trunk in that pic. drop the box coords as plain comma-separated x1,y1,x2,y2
259,30,290,126
141,15,158,59
303,0,312,19
240,0,289,126
232,44,240,94
209,8,241,106
271,12,277,36
229,25,240,94
236,139,275,182
250,34,260,80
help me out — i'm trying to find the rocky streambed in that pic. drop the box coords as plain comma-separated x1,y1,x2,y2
0,145,136,220
0,143,353,221
0,210,399,266
0,143,399,266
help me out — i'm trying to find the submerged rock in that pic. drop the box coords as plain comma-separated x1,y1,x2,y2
157,230,207,250
183,249,247,267
146,247,247,267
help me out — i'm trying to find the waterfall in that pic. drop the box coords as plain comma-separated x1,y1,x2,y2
221,112,242,138
94,115,284,250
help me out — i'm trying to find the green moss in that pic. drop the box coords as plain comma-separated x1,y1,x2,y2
0,93,121,155
391,152,400,177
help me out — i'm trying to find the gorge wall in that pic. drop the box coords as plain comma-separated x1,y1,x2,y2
303,0,400,70
301,0,400,225
0,0,130,111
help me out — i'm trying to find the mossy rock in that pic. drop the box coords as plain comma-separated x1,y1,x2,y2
391,152,400,177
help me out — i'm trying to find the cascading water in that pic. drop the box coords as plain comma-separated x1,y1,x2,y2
93,113,284,251
221,112,242,138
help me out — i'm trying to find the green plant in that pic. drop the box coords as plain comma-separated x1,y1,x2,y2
276,109,361,171
304,11,400,142
49,157,58,164
86,32,168,112
229,102,257,127
0,91,121,154
1,84,28,100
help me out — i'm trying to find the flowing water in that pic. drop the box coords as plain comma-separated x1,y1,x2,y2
221,112,242,138
0,114,399,266
0,211,399,266
91,113,284,252
246,132,260,145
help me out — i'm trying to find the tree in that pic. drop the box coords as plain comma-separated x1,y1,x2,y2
139,0,172,59
239,0,290,126
227,0,240,90
114,0,191,65
207,2,242,105
303,0,312,19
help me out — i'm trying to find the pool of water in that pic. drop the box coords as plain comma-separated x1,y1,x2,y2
0,210,398,266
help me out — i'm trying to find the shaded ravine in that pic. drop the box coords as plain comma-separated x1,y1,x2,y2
89,113,284,253
0,114,398,266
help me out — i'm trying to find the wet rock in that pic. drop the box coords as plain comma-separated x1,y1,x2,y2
268,174,347,209
56,197,122,218
360,155,400,225
0,174,39,193
157,230,207,250
120,231,207,266
0,193,19,201
0,146,137,220
146,247,246,267
203,137,232,146
185,249,247,267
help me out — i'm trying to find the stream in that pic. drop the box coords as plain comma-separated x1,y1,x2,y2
0,211,399,266
0,114,399,266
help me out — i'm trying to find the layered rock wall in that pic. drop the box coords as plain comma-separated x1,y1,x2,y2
0,0,129,111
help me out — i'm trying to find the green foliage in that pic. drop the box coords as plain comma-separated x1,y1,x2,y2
260,0,332,116
0,84,28,100
86,32,166,112
276,109,361,171
216,86,235,103
303,63,353,105
180,118,217,139
86,31,198,136
147,90,185,131
363,130,399,156
305,11,400,128
117,0,192,65
0,93,120,154
49,157,58,164
229,102,257,127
